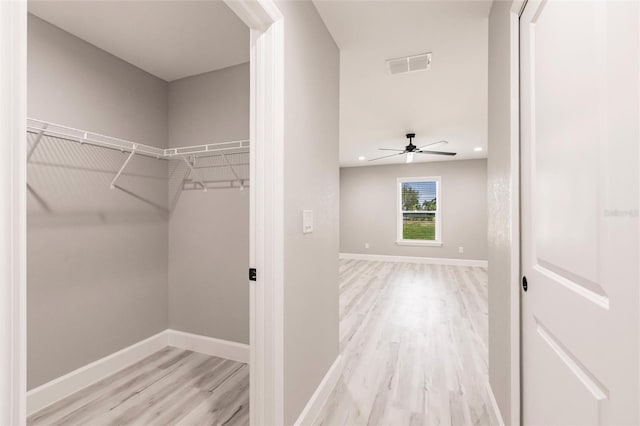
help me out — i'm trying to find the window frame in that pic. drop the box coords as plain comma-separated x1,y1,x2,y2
396,176,443,247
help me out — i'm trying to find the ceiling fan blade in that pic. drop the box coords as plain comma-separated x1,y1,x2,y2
378,148,405,151
416,150,457,156
418,140,448,149
368,152,406,161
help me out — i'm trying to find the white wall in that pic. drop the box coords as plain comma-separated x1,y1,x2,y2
487,0,516,422
340,160,488,261
167,63,250,344
276,1,341,423
27,14,169,389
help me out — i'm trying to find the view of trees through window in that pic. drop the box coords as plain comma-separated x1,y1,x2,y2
401,180,438,241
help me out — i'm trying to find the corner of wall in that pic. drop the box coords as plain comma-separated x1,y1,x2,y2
487,0,518,424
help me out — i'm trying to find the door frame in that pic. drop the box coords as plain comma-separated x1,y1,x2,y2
0,1,27,425
0,0,286,424
224,1,285,424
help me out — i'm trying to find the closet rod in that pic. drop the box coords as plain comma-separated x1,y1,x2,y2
26,118,250,160
26,127,166,160
27,118,250,193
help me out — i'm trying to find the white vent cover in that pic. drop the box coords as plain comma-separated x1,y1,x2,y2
386,52,432,75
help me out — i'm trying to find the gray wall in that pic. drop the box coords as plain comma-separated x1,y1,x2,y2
276,1,341,423
28,9,339,423
167,64,250,147
340,160,488,261
27,14,169,389
167,64,250,343
488,0,515,422
27,14,167,147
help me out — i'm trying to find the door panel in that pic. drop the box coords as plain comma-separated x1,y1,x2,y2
520,0,639,424
528,327,601,426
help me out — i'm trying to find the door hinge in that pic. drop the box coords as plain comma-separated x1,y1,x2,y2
249,268,257,281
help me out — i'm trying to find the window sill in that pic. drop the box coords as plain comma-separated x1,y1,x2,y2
396,240,443,247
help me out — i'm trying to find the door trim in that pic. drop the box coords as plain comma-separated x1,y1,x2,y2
223,1,285,425
0,1,27,424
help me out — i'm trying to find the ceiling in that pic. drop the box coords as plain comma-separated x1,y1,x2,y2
313,0,491,167
28,1,249,82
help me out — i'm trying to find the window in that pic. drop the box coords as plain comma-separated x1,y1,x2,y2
397,177,442,246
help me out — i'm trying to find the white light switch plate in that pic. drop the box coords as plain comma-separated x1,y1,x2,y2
303,210,313,233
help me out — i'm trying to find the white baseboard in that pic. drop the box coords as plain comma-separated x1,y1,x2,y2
27,329,250,416
167,329,249,364
26,330,168,416
294,355,344,426
487,383,505,426
339,252,488,268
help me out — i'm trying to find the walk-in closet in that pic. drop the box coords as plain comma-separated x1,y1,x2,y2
25,2,251,424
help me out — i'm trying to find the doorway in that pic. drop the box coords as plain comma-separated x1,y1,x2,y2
0,1,285,425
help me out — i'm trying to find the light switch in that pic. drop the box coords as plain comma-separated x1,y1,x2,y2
303,210,313,234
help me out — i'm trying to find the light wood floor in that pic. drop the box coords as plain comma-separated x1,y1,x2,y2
315,259,497,426
28,260,493,426
27,348,249,426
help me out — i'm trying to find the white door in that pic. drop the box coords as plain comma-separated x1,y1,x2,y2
520,1,639,424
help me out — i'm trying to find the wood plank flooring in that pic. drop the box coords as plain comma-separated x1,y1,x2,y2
314,259,497,426
27,348,249,426
28,260,493,426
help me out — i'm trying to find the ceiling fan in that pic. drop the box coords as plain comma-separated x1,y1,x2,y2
369,133,456,163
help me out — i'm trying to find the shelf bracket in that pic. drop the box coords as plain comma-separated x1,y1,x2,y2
221,152,240,183
182,156,207,192
27,183,52,214
27,123,48,162
110,144,137,189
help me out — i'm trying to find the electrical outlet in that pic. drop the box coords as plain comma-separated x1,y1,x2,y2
458,246,464,254
365,243,370,249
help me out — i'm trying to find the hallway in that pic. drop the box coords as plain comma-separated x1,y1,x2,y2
315,260,498,425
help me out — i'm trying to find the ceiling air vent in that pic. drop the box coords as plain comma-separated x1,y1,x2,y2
386,52,432,75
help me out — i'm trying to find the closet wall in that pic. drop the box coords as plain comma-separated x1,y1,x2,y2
167,63,250,343
27,15,169,389
27,13,251,390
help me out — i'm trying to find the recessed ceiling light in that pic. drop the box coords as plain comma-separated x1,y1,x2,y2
474,147,483,152
358,156,366,161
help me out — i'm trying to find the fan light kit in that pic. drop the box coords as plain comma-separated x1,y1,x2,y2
474,147,483,152
358,156,366,161
368,133,456,162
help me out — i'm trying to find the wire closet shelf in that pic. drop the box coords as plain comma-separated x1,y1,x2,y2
26,118,250,192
